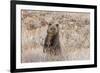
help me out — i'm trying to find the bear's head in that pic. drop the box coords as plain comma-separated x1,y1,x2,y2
47,22,59,37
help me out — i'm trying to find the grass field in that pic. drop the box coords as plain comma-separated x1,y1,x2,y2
21,10,90,63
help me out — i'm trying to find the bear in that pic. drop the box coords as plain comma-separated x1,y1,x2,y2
43,22,61,55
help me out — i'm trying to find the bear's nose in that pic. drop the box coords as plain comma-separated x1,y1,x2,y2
51,28,55,31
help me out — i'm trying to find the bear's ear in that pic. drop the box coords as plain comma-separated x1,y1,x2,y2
56,24,59,27
49,23,52,26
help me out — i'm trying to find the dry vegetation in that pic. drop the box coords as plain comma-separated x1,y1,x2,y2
21,10,90,63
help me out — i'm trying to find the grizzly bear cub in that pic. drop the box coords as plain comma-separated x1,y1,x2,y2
43,22,61,55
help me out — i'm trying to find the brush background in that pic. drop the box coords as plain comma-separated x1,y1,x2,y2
21,10,90,63
0,0,99,73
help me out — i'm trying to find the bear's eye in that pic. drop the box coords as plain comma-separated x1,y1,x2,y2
56,24,59,27
49,23,51,26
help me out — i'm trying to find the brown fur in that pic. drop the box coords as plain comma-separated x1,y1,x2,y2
43,23,61,55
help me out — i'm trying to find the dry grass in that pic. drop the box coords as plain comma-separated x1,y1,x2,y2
21,10,90,63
